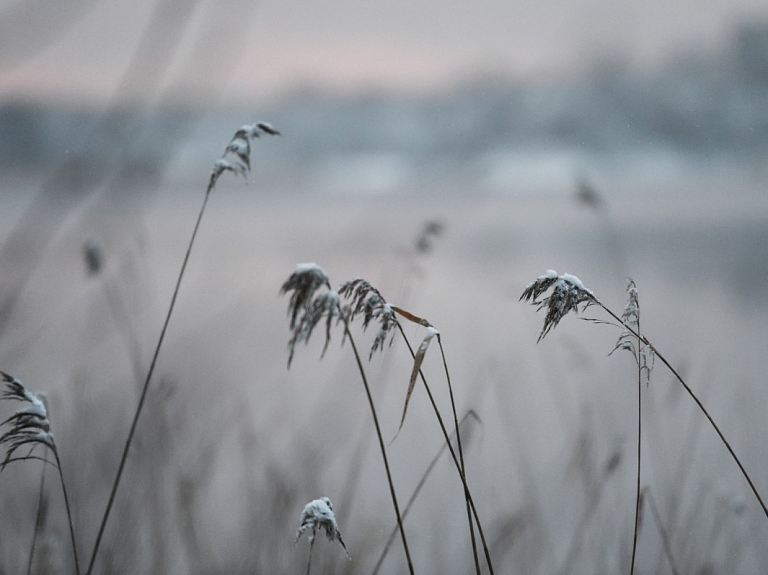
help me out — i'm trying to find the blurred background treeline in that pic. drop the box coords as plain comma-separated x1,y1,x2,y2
2,21,767,195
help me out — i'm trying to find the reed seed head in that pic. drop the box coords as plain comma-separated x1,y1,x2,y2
281,264,341,367
520,270,596,341
339,278,399,359
207,122,280,192
0,372,56,471
295,497,350,558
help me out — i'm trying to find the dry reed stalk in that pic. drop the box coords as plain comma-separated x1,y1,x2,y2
371,410,481,575
85,123,278,575
338,279,490,574
520,270,768,562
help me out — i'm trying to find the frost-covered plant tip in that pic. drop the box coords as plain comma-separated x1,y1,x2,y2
519,270,596,341
208,122,280,193
0,371,80,574
338,278,399,359
0,371,54,470
280,267,402,366
295,497,350,557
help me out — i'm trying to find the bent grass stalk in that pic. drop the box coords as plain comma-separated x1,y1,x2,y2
395,323,495,575
337,280,490,574
371,410,481,575
85,123,278,574
520,271,768,532
394,315,481,575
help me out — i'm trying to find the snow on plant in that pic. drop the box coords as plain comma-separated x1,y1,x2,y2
519,270,596,341
338,278,400,359
281,271,406,365
0,372,54,470
0,372,80,573
520,269,768,572
294,497,350,557
281,267,415,574
280,264,339,366
207,122,280,193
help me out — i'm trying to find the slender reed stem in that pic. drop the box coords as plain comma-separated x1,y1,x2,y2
86,188,213,574
27,462,47,575
305,536,315,575
629,312,642,575
372,411,478,575
397,325,495,575
342,321,415,575
643,488,680,575
597,302,768,519
53,448,81,575
436,336,481,575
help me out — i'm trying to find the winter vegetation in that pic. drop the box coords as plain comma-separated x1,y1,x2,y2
1,19,768,567
1,113,767,573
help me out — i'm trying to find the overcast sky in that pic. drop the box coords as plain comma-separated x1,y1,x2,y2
1,0,766,104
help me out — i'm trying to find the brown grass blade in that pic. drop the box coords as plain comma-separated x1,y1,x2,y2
397,327,439,434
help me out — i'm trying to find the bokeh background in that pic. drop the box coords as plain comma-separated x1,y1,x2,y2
1,0,768,573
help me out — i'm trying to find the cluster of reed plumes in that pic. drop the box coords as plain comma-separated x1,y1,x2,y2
276,263,768,574
1,123,766,575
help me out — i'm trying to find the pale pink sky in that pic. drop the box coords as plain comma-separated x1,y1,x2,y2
1,0,766,104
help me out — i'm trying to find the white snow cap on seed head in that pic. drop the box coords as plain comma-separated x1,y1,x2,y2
295,262,328,279
560,272,593,296
295,496,350,557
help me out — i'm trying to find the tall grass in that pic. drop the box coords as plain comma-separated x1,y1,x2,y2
521,269,768,572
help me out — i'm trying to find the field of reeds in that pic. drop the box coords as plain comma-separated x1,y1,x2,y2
1,134,768,574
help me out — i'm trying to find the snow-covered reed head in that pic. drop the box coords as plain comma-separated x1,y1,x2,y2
0,372,55,471
207,122,280,193
295,496,350,558
281,264,340,366
338,278,399,359
520,270,596,341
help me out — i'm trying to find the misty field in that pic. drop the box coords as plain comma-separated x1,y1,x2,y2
1,167,767,574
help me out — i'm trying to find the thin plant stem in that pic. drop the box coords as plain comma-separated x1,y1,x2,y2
630,312,642,575
643,488,680,575
436,335,481,575
86,188,214,575
305,536,315,575
596,302,768,519
27,462,47,575
342,320,415,575
53,448,81,575
372,411,478,575
397,325,495,575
